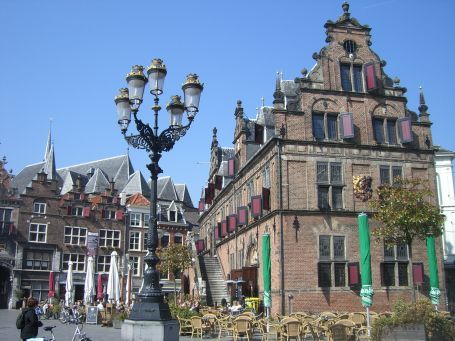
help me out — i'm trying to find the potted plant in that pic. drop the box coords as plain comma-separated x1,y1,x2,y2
51,303,61,319
112,309,128,329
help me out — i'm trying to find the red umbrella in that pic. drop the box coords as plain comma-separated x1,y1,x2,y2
97,274,104,300
48,271,55,298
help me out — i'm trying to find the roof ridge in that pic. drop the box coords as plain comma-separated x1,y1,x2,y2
57,154,128,171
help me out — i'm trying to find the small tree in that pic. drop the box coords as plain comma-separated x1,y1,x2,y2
369,178,444,297
159,243,193,304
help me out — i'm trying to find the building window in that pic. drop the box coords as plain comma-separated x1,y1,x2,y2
262,165,271,188
29,223,47,243
143,233,148,250
144,214,150,227
169,210,177,222
318,235,346,287
161,233,169,248
22,280,49,302
317,162,343,210
70,206,83,216
340,63,363,92
129,231,141,251
312,113,339,140
64,226,87,245
373,118,397,144
104,210,116,220
343,40,357,54
130,213,141,227
129,256,140,276
63,253,86,272
382,242,409,286
379,165,402,185
0,208,12,234
174,234,183,245
229,253,235,271
99,229,120,248
97,255,111,273
33,201,46,214
23,251,52,270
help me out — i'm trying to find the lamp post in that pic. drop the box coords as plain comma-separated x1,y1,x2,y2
115,59,203,332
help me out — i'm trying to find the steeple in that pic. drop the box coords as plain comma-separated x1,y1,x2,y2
273,72,284,109
43,142,57,180
418,86,430,123
44,122,52,161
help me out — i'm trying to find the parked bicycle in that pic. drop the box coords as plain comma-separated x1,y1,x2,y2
40,321,92,341
59,307,79,324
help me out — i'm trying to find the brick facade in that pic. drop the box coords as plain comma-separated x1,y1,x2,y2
197,3,445,315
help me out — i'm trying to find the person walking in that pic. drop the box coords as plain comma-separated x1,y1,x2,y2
20,297,43,340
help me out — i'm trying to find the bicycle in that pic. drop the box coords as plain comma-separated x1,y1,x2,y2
40,321,92,341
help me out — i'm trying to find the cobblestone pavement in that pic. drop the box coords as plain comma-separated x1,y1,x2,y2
0,309,265,340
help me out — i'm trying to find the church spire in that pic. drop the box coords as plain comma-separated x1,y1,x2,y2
44,120,52,161
418,86,430,123
43,121,57,180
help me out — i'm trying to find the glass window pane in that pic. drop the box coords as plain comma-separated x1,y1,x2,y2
373,118,384,143
384,243,395,259
387,120,397,144
382,263,395,286
330,163,342,184
318,187,329,209
327,116,338,140
352,65,363,92
380,166,390,185
392,167,402,184
398,263,409,286
340,64,352,91
333,236,345,259
317,163,328,182
318,263,332,287
332,187,343,209
334,263,346,287
313,114,325,140
396,244,408,259
319,236,330,259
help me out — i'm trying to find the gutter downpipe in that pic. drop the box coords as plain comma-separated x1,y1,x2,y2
277,138,285,315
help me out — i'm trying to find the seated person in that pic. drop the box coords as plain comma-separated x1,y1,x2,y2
229,300,243,314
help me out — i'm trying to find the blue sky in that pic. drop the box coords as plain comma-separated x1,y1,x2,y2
1,0,455,204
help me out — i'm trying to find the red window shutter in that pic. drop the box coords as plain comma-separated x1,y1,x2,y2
398,117,413,143
67,206,72,215
205,187,212,205
228,214,237,233
196,240,202,253
364,62,377,92
82,207,90,217
112,196,118,204
237,206,248,225
8,222,14,235
215,175,223,190
339,112,354,139
348,262,360,286
413,263,424,285
101,209,106,218
255,123,264,144
262,187,270,211
115,210,124,221
209,183,215,199
228,159,235,177
221,220,227,237
80,194,85,201
218,222,222,237
251,196,262,218
198,199,205,212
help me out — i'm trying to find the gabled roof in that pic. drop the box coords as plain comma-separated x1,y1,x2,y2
154,176,178,202
60,171,89,195
14,162,46,195
175,184,193,208
126,192,150,206
85,168,110,194
121,171,151,197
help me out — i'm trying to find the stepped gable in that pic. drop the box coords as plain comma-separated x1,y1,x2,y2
14,162,47,195
121,170,151,197
60,171,88,195
126,192,150,206
84,168,110,194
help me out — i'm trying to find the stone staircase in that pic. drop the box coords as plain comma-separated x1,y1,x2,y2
199,255,228,306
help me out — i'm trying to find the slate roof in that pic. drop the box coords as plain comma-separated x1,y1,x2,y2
121,171,151,197
153,176,179,202
84,168,110,194
14,162,47,195
175,184,193,208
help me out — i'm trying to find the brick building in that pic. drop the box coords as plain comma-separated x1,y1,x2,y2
6,131,197,306
196,2,445,314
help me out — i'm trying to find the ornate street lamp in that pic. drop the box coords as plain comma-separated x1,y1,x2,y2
115,59,203,324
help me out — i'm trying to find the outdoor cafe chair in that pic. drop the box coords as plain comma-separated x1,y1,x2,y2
217,315,235,340
328,319,356,341
233,315,253,341
301,322,320,341
348,312,366,327
177,315,192,336
190,316,210,339
202,313,218,333
258,319,282,341
281,317,301,341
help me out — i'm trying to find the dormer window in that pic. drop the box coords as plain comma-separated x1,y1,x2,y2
169,210,176,222
340,63,363,92
33,201,46,214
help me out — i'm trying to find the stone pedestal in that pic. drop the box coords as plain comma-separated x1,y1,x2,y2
121,319,179,341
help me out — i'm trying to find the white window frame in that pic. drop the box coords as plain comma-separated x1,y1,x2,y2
33,202,46,214
104,210,116,220
129,231,141,251
143,232,148,251
29,223,47,243
71,206,83,216
129,256,140,276
130,213,142,227
64,226,87,245
99,229,121,248
63,253,86,272
97,255,111,273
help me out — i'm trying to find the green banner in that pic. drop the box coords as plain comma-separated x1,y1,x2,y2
358,213,374,308
426,235,440,305
262,233,271,308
